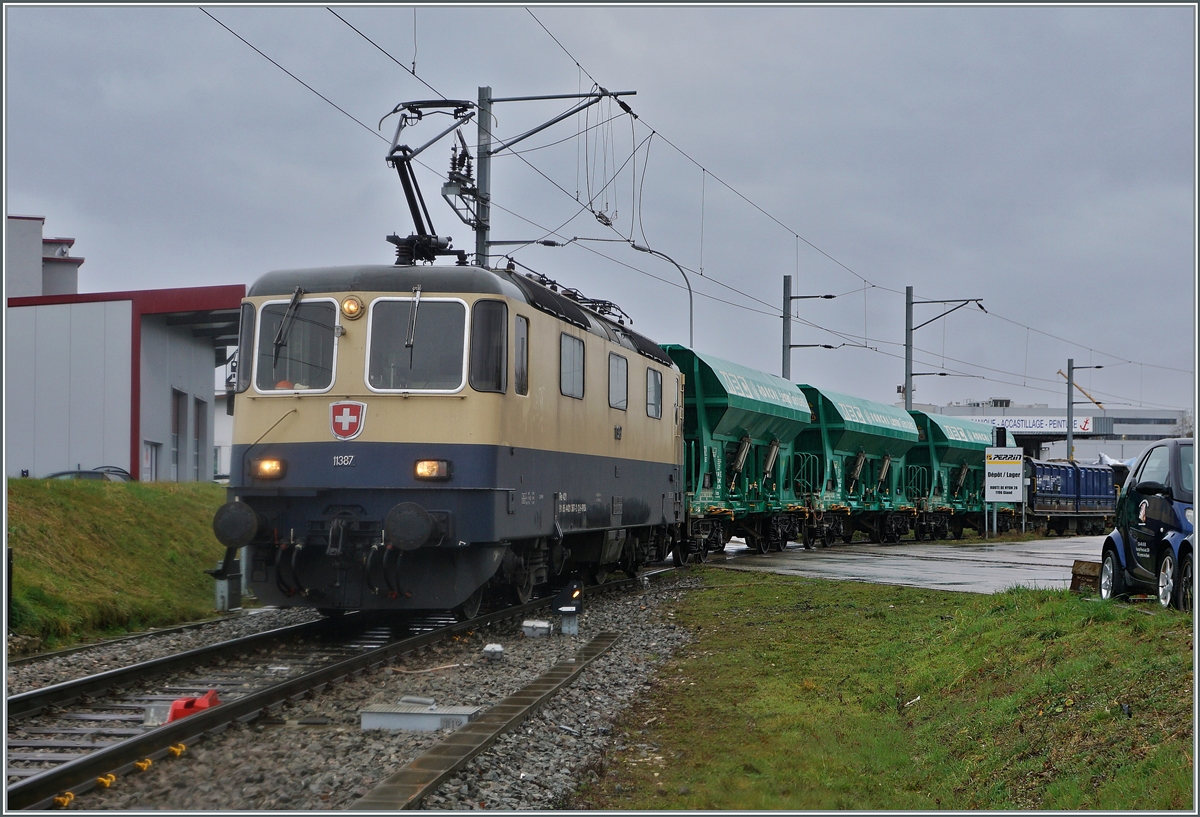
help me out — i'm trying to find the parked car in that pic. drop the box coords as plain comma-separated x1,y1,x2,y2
43,466,132,482
1100,438,1194,611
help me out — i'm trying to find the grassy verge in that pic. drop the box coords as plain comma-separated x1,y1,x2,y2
6,479,228,647
576,568,1193,810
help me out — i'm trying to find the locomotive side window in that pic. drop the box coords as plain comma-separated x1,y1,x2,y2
609,353,628,410
367,299,467,392
560,333,585,399
234,302,255,393
469,300,507,393
646,368,663,418
515,315,529,396
255,300,337,392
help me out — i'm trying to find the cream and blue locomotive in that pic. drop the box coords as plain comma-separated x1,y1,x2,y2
212,264,683,617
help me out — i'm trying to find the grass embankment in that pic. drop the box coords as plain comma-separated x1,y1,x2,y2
6,480,227,646
577,568,1193,810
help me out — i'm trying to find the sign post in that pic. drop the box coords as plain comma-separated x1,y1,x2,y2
984,448,1024,539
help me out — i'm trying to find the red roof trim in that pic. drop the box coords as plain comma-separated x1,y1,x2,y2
7,215,46,222
7,284,246,313
43,237,76,246
42,256,85,265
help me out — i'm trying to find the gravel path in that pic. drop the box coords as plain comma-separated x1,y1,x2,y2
6,608,322,697
48,575,698,810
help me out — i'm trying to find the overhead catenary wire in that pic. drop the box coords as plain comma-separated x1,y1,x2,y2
200,8,386,143
521,12,1193,386
205,8,1191,408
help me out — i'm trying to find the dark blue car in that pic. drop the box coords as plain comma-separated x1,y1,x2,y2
1100,438,1194,611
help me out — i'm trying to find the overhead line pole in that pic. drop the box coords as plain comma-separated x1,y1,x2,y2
782,274,835,380
904,286,986,411
474,86,492,267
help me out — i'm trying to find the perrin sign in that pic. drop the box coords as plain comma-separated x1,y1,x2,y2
984,448,1024,503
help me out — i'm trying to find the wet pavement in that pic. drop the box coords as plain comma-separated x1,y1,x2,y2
708,535,1107,595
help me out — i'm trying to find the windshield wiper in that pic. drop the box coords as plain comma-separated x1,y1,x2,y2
405,285,422,348
272,286,306,368
405,285,422,370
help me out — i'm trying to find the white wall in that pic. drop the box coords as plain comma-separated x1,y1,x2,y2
139,314,218,481
5,217,44,298
4,301,132,477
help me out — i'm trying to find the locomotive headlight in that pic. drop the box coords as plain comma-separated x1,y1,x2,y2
251,458,287,479
414,459,451,480
340,295,365,320
1186,507,1194,526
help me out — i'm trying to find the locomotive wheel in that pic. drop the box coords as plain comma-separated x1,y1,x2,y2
453,588,483,621
511,574,535,605
672,542,691,567
592,565,609,585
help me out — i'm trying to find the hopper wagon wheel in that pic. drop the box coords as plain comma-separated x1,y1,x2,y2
802,527,814,550
671,542,691,567
840,529,854,544
821,528,835,548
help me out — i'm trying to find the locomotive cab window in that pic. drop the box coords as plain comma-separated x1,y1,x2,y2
469,300,507,393
234,302,255,393
609,353,628,410
560,333,585,399
367,298,467,392
255,299,338,392
515,315,529,395
646,368,663,418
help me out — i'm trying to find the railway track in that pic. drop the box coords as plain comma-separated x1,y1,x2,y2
6,572,661,810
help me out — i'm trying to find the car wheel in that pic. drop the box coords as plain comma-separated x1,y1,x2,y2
1156,551,1176,609
1174,551,1193,613
1100,547,1125,600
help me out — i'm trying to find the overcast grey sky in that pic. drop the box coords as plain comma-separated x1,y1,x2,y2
5,4,1196,415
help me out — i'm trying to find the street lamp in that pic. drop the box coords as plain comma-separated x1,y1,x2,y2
631,243,693,347
1066,359,1103,461
904,286,986,411
782,274,836,379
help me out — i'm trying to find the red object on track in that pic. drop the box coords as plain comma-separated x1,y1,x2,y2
167,690,220,722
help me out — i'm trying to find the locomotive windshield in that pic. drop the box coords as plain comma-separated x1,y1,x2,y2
367,299,467,391
256,301,337,391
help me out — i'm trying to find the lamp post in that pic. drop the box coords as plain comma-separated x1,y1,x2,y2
631,244,693,347
904,286,986,411
1065,359,1103,461
782,275,836,379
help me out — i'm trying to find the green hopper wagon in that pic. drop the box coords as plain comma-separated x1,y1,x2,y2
794,386,920,544
664,346,812,560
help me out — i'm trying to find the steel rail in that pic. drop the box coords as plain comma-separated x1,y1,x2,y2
7,617,344,719
6,612,251,667
5,590,568,810
353,631,619,810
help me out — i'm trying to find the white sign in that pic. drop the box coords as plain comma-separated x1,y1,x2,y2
964,416,1094,434
985,448,1024,503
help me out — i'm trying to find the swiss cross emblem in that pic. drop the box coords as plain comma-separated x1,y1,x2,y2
330,401,366,441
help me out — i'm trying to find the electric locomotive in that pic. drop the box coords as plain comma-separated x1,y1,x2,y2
212,263,683,617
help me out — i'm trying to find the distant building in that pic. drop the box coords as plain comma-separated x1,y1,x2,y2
907,395,1189,463
5,215,244,480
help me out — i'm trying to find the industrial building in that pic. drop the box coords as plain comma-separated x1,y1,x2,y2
911,396,1190,464
5,215,244,480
